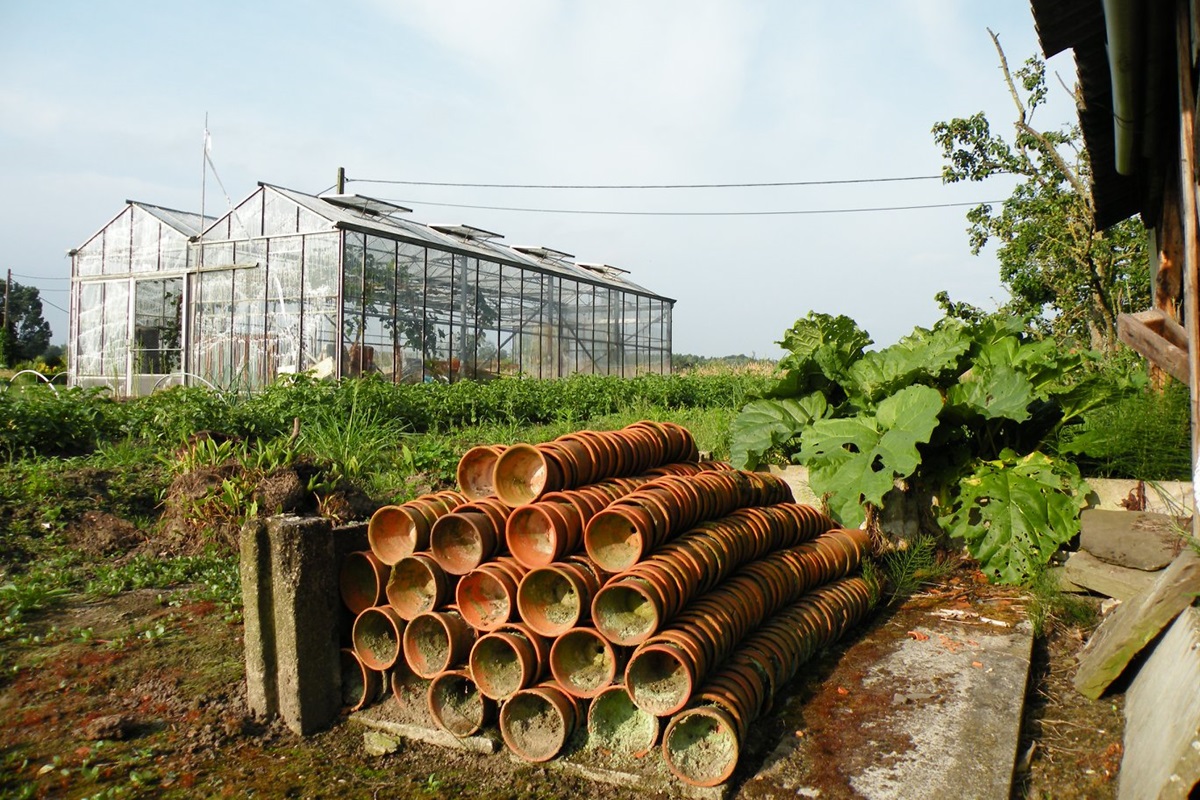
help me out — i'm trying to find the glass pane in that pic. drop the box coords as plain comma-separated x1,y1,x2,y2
396,243,427,383
341,233,366,377
234,266,267,388
297,207,327,233
103,208,132,275
361,236,397,380
196,270,234,386
425,249,454,381
75,240,103,278
76,283,104,374
577,283,596,374
498,264,524,377
160,233,188,273
303,234,340,375
233,190,265,239
130,209,160,274
474,260,501,378
133,278,183,374
266,236,303,376
263,190,300,238
102,280,130,377
622,291,638,377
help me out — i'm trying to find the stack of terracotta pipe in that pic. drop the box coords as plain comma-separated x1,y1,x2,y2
336,420,876,785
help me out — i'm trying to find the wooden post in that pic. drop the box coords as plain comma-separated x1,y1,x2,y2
336,167,345,194
1175,0,1200,539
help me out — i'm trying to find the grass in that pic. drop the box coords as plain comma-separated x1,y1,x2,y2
1025,566,1097,637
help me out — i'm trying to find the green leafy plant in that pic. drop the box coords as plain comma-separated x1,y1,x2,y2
732,310,1132,584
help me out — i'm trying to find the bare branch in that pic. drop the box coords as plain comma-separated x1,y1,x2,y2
987,29,1092,209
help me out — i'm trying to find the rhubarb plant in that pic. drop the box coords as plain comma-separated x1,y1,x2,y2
731,311,1127,584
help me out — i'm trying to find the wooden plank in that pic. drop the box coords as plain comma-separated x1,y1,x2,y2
1073,548,1200,699
1118,607,1200,800
1118,311,1190,384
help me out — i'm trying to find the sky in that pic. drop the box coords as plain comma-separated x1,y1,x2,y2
0,1,1079,357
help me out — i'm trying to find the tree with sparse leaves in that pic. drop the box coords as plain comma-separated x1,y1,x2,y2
932,31,1148,351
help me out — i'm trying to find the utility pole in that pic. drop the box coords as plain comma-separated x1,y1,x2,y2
3,269,10,367
336,166,345,194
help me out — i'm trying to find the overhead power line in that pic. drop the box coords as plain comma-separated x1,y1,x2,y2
378,198,1000,217
12,273,69,281
349,174,945,190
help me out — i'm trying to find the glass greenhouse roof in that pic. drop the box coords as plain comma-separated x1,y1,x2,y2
228,183,671,300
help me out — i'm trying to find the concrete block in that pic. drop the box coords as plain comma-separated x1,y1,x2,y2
1063,550,1160,601
240,514,342,735
1119,606,1200,800
1074,549,1200,699
1081,509,1188,571
1084,478,1195,516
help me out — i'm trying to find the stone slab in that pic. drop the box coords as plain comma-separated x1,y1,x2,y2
760,465,821,507
1064,550,1161,601
753,597,1033,800
1081,509,1188,571
1119,606,1200,800
1074,548,1200,699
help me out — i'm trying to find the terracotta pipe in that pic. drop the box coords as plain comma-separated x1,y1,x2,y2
351,605,406,671
548,626,626,699
386,553,456,620
587,683,660,758
516,556,604,638
498,680,581,762
661,576,875,787
456,444,507,500
339,550,389,615
339,647,385,711
402,608,475,678
468,626,547,700
456,558,528,632
427,668,496,737
367,490,468,564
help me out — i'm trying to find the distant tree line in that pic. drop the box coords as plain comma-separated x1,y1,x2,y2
672,353,776,372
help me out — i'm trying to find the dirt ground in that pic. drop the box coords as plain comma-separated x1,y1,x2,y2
0,567,1126,799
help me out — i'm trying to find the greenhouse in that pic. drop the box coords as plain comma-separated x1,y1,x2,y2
68,184,674,395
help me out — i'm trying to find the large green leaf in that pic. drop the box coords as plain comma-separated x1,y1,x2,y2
941,450,1087,584
798,385,943,527
846,323,971,404
777,312,871,387
729,393,828,470
946,363,1034,421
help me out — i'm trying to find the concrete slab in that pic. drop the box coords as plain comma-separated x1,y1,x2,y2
1118,606,1200,800
1064,550,1160,601
1075,549,1200,699
1085,479,1194,516
741,595,1032,800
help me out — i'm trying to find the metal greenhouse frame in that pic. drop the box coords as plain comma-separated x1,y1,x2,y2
68,184,674,395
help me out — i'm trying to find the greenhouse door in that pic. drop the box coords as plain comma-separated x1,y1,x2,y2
131,277,183,395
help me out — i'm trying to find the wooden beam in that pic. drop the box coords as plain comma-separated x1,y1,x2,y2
1175,0,1200,540
1118,309,1190,383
